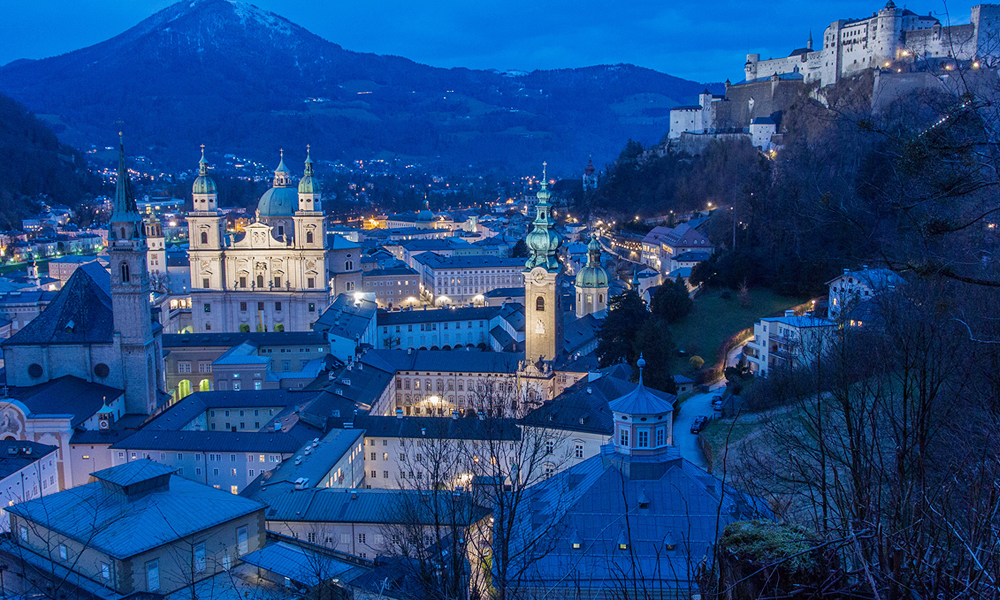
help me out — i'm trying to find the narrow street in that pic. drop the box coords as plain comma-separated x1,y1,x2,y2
673,342,746,469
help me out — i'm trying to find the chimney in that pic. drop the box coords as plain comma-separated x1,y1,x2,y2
586,387,592,394
274,422,282,432
477,411,485,421
784,309,795,317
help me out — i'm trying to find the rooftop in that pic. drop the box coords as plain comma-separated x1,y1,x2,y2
0,440,57,480
8,461,265,560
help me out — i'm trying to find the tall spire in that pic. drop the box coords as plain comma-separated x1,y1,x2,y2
637,354,646,386
303,144,314,177
807,29,814,51
111,133,141,226
198,144,209,176
524,162,562,271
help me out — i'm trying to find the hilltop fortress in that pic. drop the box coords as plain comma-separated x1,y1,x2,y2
746,2,1000,87
669,2,1000,151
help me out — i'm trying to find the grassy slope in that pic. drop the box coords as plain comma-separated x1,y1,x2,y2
670,288,805,372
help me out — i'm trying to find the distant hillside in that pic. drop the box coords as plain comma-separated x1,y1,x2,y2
0,0,720,173
0,93,102,229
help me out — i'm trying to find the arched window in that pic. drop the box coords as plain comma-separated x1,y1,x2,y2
120,262,130,283
277,225,285,237
120,227,126,239
345,261,354,271
256,275,264,288
200,232,208,244
536,296,545,312
599,294,605,303
306,231,314,244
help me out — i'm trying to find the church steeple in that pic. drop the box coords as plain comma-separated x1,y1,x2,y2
110,134,143,242
109,133,159,416
525,163,562,272
523,162,564,365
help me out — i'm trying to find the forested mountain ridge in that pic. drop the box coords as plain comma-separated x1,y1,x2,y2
0,0,720,173
0,93,103,229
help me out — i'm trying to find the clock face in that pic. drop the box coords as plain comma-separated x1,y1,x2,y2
533,270,546,283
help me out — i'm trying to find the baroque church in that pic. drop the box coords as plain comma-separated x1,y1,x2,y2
0,137,166,490
189,148,330,333
519,165,610,400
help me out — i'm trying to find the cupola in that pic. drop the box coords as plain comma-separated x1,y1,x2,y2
608,357,674,455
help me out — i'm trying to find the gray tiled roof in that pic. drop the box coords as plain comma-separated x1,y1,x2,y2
2,262,113,347
514,446,766,591
415,253,524,270
7,376,123,428
257,487,488,527
360,349,522,374
353,414,522,441
0,440,57,479
243,428,365,499
111,429,308,453
91,459,176,488
163,331,327,349
314,294,377,340
607,377,675,416
141,389,314,431
8,461,264,559
377,306,499,326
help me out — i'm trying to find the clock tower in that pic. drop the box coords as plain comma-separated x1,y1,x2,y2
523,164,563,364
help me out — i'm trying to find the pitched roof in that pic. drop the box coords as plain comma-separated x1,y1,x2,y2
377,306,499,326
360,349,522,374
607,376,676,416
0,440,57,479
162,331,327,349
256,488,489,527
7,376,123,428
111,429,309,453
8,463,264,559
314,294,377,340
91,459,176,488
353,414,522,441
2,262,113,347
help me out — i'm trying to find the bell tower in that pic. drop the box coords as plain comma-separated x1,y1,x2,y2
294,145,325,252
187,145,226,291
109,135,160,415
523,163,563,364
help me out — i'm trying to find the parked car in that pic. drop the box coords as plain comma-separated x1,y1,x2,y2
691,416,709,434
712,396,724,410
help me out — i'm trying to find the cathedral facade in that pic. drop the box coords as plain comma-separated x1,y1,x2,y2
189,149,330,333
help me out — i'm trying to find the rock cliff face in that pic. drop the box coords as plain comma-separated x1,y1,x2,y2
0,0,719,171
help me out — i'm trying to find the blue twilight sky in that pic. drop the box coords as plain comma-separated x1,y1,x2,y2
0,0,980,82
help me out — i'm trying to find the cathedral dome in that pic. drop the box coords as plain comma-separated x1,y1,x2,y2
257,187,299,217
258,150,298,217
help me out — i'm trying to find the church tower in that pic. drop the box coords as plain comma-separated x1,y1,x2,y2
109,136,160,415
294,146,325,252
583,156,598,192
187,145,226,291
523,163,563,364
574,234,610,318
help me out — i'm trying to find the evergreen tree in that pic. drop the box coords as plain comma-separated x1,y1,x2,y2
650,278,693,323
596,289,649,368
633,317,677,393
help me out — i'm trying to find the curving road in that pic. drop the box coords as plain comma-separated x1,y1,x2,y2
673,343,746,470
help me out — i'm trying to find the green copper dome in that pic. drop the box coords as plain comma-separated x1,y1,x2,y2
298,148,319,195
192,146,217,195
258,187,299,217
576,236,610,288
